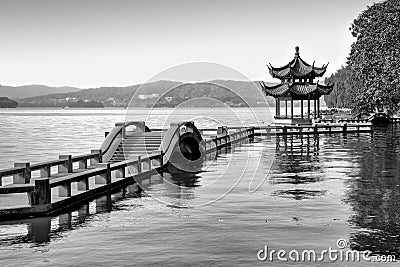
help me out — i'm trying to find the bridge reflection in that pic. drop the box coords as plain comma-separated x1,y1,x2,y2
0,139,240,246
0,183,145,245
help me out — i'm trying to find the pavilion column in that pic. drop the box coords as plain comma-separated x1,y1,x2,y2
277,99,280,117
314,99,317,119
301,100,304,119
285,100,288,118
275,99,278,118
290,98,294,120
307,100,310,119
317,98,320,118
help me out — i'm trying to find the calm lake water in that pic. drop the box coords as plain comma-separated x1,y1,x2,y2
0,108,399,266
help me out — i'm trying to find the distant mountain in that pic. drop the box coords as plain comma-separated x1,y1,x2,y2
135,80,276,108
0,97,18,108
17,80,277,108
19,80,182,107
0,84,81,99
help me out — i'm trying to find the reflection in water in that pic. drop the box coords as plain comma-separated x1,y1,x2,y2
138,148,222,208
1,127,400,261
269,134,326,199
0,147,220,247
271,189,327,200
268,128,400,258
0,189,132,246
273,135,322,176
58,213,72,230
27,217,51,243
96,195,112,213
344,125,400,257
77,204,90,224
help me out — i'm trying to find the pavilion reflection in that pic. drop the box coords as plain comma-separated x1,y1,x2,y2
268,134,326,200
344,125,400,258
270,135,323,180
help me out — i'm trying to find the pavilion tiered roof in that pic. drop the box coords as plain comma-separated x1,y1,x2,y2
268,46,329,79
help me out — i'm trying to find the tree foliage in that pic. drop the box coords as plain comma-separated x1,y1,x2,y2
324,66,353,108
347,0,400,115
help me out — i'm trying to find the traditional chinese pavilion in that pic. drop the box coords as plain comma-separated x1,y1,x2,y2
260,46,333,124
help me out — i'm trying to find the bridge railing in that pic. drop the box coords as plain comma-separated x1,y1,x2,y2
0,152,164,208
0,125,256,219
0,151,102,187
201,127,255,152
101,121,167,162
253,123,372,135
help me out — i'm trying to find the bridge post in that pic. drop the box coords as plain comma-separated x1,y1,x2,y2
159,150,164,167
40,166,51,178
217,126,228,135
90,150,102,166
343,123,347,133
29,178,51,206
137,156,142,173
95,163,111,184
282,126,287,135
59,155,73,173
13,163,31,184
214,136,219,148
78,159,87,170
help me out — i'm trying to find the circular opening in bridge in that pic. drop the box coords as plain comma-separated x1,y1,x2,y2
179,135,201,161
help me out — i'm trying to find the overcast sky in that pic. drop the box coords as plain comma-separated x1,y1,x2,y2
0,0,377,88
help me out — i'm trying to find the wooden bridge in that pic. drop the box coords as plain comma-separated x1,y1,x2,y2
0,121,255,220
0,120,375,220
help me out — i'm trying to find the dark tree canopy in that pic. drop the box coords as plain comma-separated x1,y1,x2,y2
347,0,400,115
324,66,353,108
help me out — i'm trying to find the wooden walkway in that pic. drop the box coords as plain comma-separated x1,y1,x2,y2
0,122,255,220
0,119,377,220
253,123,372,136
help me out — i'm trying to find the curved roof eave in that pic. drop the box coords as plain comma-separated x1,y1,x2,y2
261,82,334,98
268,47,329,79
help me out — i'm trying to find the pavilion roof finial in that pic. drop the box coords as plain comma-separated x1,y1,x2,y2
267,46,329,79
295,46,300,57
